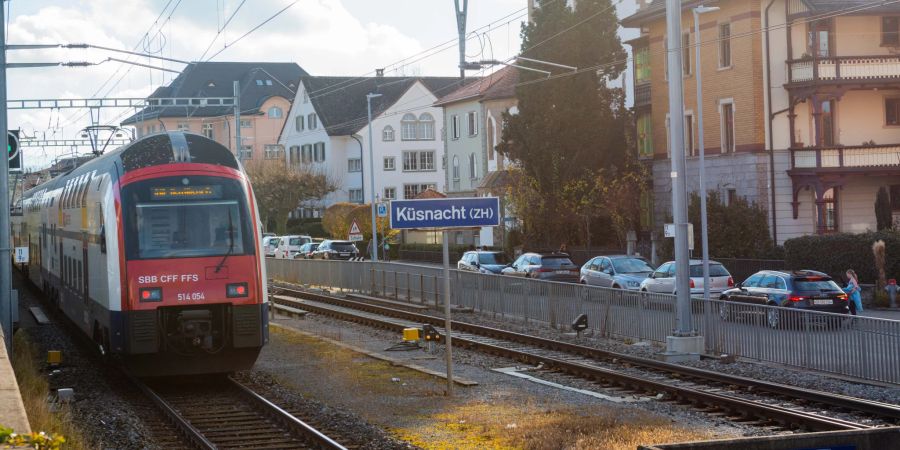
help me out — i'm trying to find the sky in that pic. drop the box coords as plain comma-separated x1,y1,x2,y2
6,0,637,171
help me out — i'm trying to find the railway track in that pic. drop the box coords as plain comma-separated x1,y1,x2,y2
271,284,900,433
132,374,347,450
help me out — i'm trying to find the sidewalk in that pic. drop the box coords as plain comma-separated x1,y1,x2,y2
862,308,900,321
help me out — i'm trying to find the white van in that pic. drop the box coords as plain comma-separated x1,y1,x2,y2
275,235,313,259
263,236,280,257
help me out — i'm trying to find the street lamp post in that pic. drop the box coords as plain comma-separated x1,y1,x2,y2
694,5,719,302
366,93,382,262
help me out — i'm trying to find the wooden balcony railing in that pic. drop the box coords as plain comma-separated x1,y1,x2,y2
788,55,900,84
791,144,900,169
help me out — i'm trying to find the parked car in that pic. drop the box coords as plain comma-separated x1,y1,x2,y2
639,260,733,296
580,255,654,289
263,236,280,258
275,235,313,259
293,242,319,259
501,252,580,282
719,270,849,328
458,250,511,274
312,240,359,260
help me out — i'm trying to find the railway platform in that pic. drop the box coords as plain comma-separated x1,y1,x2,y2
0,330,30,434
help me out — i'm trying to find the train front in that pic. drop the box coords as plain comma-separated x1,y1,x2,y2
117,132,268,376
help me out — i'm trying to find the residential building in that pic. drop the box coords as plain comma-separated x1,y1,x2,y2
768,0,900,240
623,1,769,241
435,66,519,246
622,0,900,244
121,62,307,161
279,75,464,218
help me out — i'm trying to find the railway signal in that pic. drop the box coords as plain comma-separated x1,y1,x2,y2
7,130,20,172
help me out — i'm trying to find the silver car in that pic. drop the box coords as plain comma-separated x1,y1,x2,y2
580,255,654,290
639,260,734,296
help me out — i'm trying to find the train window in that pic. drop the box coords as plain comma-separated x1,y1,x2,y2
122,175,253,260
183,134,239,169
121,135,176,171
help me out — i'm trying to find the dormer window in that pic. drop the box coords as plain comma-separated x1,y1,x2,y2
206,81,216,88
266,80,273,86
256,80,263,86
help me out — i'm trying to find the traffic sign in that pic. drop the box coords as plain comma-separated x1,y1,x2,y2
7,130,21,172
390,197,500,230
376,202,388,218
348,220,363,242
14,247,28,264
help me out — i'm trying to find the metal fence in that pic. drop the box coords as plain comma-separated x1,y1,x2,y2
266,258,900,385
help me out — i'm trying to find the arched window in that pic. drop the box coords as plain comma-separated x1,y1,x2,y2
401,113,417,140
418,113,435,140
469,153,477,179
382,125,395,141
452,156,460,180
267,106,283,118
295,115,305,132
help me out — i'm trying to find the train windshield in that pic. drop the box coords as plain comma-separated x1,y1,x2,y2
122,175,254,260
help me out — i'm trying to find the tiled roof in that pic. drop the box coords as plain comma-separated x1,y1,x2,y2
435,66,518,106
121,62,307,125
414,188,447,199
303,76,467,136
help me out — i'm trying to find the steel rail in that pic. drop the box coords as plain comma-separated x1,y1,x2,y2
126,373,217,450
228,377,347,450
131,372,347,449
272,285,897,431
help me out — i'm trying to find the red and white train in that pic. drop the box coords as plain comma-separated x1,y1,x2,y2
12,132,268,376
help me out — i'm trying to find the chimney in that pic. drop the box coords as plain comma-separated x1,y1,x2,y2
376,68,384,77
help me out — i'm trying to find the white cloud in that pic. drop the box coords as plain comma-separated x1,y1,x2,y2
7,0,436,170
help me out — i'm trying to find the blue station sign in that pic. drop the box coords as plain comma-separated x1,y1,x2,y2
390,197,500,230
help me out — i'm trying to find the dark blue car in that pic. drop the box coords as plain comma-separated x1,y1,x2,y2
458,250,511,274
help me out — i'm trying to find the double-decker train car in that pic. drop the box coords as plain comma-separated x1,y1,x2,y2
12,132,268,376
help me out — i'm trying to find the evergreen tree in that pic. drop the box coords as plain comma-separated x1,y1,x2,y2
497,0,630,244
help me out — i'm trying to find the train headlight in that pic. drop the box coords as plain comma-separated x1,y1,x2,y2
139,287,162,302
226,282,249,298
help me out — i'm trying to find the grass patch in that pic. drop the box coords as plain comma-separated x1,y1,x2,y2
11,329,89,449
395,400,724,450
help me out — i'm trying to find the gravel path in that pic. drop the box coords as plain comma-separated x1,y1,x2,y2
13,271,176,449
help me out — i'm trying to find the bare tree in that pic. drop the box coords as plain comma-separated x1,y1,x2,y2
244,159,336,234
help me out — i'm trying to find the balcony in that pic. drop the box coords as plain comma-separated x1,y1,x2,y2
791,144,900,171
634,83,651,108
787,55,900,86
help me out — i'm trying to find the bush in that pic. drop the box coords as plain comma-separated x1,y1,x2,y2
285,218,325,238
659,192,776,261
784,231,900,283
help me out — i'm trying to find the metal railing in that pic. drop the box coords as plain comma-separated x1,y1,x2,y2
267,259,900,384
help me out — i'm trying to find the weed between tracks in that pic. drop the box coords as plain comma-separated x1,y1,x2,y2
11,330,87,449
394,401,717,450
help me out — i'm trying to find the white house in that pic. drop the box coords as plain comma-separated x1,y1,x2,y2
279,75,465,218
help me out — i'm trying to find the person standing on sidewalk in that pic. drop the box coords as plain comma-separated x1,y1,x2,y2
843,269,863,315
886,278,898,308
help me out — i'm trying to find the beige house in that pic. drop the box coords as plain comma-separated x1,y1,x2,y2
122,62,307,162
623,0,900,244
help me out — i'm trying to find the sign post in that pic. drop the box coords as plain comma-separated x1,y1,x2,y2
390,197,500,396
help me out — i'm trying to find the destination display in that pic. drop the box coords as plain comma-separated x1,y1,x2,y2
150,185,222,201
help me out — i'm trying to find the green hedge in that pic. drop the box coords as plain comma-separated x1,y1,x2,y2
285,218,326,238
784,231,900,283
